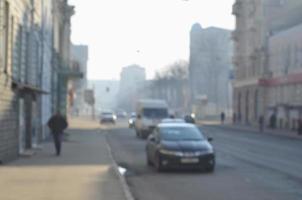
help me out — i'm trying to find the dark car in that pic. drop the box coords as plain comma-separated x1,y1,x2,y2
117,111,127,119
184,114,195,124
146,123,215,172
100,111,117,124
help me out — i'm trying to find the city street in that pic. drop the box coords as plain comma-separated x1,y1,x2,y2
106,121,302,200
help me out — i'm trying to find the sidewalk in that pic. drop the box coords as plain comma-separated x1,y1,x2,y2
0,118,127,200
198,120,302,140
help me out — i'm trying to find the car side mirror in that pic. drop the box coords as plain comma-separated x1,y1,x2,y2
137,114,142,119
207,137,213,142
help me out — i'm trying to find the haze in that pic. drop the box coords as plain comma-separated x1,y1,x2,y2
69,0,235,80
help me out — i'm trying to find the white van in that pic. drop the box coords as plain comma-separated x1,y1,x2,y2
135,99,169,138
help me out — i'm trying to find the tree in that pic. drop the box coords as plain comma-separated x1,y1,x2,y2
148,60,190,114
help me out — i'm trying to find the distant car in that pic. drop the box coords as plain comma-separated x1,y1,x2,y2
146,123,215,172
128,112,136,128
117,111,127,119
184,114,195,124
100,111,117,124
161,118,185,123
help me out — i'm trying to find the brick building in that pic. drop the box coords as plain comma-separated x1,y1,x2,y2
0,0,77,162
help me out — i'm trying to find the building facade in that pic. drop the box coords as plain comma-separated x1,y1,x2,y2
0,0,77,162
189,24,233,118
0,0,46,161
232,0,302,129
118,64,146,112
69,44,88,116
266,23,302,129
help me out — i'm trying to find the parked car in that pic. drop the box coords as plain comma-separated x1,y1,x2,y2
146,122,215,172
100,111,117,124
117,110,128,119
184,114,195,124
128,112,136,128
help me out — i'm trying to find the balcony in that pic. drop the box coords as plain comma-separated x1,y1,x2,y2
58,66,84,79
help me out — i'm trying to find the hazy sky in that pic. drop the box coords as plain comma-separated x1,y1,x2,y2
69,0,235,80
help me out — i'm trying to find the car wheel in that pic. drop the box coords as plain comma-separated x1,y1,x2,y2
154,153,163,172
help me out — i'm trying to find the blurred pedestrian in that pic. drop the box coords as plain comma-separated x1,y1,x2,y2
259,115,264,132
238,112,241,123
232,113,236,124
47,111,68,156
269,112,277,129
220,112,225,124
298,118,302,135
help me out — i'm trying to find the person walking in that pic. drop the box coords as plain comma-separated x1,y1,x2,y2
47,112,68,156
259,115,264,132
298,118,302,135
232,113,237,124
220,112,225,124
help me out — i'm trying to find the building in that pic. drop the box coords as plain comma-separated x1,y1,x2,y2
118,64,146,112
69,44,89,115
52,0,81,116
232,0,302,128
0,0,78,162
189,24,233,118
266,23,302,129
0,0,49,161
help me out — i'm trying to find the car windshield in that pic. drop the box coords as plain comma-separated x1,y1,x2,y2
102,112,113,116
159,126,204,141
143,108,168,118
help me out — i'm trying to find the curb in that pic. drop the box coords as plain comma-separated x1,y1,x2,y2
104,131,135,200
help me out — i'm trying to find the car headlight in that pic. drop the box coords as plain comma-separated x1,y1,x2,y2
113,115,117,120
191,113,196,119
159,149,184,156
129,119,133,124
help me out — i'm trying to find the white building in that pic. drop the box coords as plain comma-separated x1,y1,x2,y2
118,65,146,112
70,44,89,115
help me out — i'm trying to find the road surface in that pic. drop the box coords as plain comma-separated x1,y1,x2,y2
106,120,302,200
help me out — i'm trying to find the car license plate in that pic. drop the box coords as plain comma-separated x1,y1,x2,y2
181,158,199,164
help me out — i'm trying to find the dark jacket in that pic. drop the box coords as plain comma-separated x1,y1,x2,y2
298,119,302,135
48,114,68,134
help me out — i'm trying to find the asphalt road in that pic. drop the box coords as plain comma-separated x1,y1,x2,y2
105,121,302,200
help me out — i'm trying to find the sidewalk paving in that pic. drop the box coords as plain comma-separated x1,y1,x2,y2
198,120,302,140
0,118,127,200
